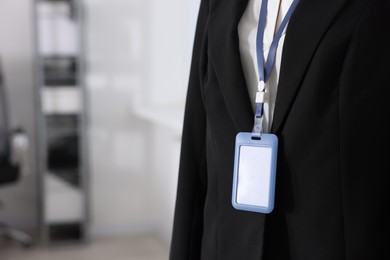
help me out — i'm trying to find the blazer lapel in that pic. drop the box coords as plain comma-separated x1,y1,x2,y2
207,0,349,134
271,0,349,133
208,0,253,132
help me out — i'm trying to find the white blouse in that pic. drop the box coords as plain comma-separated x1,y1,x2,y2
238,0,293,133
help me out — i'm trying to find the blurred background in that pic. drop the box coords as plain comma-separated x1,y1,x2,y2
0,0,200,259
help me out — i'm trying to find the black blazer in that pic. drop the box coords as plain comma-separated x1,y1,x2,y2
170,0,390,259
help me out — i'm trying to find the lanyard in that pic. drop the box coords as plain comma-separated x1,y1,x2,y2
252,0,300,138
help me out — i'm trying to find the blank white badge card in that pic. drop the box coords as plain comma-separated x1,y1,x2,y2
232,132,278,214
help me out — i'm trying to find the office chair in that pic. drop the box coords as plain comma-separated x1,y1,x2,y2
0,59,34,248
0,160,34,248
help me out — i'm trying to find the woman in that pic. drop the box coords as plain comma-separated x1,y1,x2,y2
170,0,390,259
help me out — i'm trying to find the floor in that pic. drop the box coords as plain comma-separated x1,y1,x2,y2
0,234,170,260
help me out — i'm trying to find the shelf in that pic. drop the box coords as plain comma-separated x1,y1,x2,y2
44,173,83,223
42,56,78,86
41,87,81,114
34,0,88,245
36,0,79,56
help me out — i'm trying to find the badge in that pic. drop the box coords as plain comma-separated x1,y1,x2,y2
232,132,278,213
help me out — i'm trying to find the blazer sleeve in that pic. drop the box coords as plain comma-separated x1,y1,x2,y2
338,0,390,258
169,1,209,259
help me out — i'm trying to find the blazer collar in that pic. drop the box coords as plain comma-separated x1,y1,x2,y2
270,0,349,133
208,0,349,134
208,0,253,132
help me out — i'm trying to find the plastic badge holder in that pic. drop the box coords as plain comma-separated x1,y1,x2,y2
232,132,278,214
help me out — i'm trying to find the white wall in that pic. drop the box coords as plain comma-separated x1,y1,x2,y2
0,0,38,234
84,0,200,241
146,0,200,241
147,0,198,106
83,0,153,236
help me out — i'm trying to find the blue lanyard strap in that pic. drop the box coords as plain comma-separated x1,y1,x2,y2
252,0,300,138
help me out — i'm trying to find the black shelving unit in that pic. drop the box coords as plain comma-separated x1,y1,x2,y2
33,0,89,245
